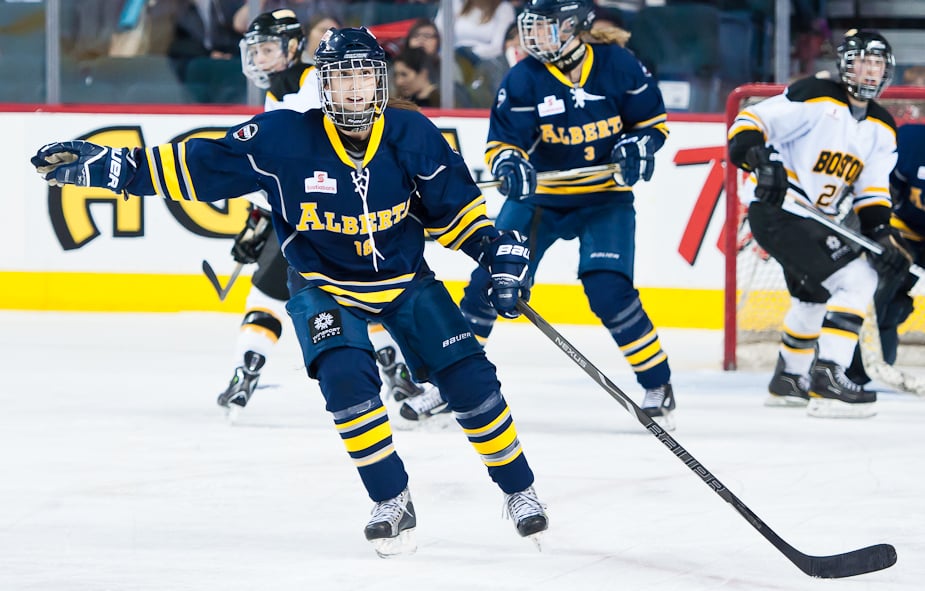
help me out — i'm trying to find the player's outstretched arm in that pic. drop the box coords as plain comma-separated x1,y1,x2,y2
32,141,136,193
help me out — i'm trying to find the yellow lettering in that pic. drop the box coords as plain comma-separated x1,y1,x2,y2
558,127,570,145
342,216,358,235
377,208,394,230
596,120,612,139
608,116,622,135
297,203,324,231
540,124,560,144
568,126,584,145
324,211,341,232
582,122,598,142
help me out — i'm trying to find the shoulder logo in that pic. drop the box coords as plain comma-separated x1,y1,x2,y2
233,123,258,141
496,88,507,109
305,170,338,194
537,95,566,117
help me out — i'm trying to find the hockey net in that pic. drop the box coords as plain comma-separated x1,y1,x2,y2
723,83,925,372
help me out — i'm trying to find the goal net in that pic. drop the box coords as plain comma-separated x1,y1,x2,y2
723,83,925,371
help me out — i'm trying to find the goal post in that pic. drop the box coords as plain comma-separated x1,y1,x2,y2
723,83,925,371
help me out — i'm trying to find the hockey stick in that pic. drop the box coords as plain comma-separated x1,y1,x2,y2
476,163,624,189
515,299,897,578
201,260,243,301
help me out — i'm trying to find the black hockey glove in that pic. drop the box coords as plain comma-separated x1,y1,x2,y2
231,208,273,264
610,134,654,186
492,150,536,201
478,231,531,319
866,224,914,276
743,145,787,207
32,140,136,192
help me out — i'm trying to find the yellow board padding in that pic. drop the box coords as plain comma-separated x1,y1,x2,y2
1,271,726,328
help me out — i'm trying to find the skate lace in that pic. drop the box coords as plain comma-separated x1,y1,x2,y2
369,489,411,527
642,385,667,409
404,386,447,414
832,365,863,392
504,486,545,523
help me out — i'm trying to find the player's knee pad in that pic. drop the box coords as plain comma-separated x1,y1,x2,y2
822,257,878,311
581,270,640,328
782,299,826,337
314,347,381,412
430,353,500,412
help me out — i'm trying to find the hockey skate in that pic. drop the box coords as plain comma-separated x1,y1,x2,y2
217,351,265,421
395,385,453,430
364,487,417,558
766,355,810,407
375,346,424,402
504,485,548,549
641,383,676,431
807,359,877,419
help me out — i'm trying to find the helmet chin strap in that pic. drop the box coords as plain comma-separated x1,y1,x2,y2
552,42,586,74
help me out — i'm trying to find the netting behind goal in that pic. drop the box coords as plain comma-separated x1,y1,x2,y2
723,83,925,371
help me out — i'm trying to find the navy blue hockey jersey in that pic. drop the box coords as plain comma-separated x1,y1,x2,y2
892,123,925,241
127,108,497,315
486,43,669,206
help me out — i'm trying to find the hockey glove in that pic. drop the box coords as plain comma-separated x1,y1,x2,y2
867,224,914,276
231,207,273,264
478,231,531,319
610,134,654,187
492,150,536,201
744,145,788,207
32,141,136,193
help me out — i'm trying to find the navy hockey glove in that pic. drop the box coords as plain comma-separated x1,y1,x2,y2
478,231,531,319
31,141,136,193
744,145,787,207
610,134,654,186
231,207,273,264
492,150,536,200
867,224,914,276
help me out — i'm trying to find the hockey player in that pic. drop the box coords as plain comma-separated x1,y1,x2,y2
728,29,912,418
32,26,548,558
222,10,448,426
458,0,677,429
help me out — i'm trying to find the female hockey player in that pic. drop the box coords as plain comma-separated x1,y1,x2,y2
31,27,547,557
727,29,911,418
224,11,448,427
458,0,677,429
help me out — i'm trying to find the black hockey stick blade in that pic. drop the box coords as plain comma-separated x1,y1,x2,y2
201,260,243,301
515,299,897,579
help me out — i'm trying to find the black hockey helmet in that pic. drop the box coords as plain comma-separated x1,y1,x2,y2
240,9,306,89
518,0,595,65
836,28,894,100
314,27,389,132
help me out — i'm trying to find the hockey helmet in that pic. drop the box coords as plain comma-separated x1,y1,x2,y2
836,28,894,101
518,0,595,64
314,27,389,133
240,9,306,89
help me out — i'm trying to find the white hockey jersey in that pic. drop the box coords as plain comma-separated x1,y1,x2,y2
729,76,897,218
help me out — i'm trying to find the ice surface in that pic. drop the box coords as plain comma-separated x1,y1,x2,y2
3,311,923,591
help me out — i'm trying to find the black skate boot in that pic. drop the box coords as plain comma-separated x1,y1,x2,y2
375,346,424,401
217,351,265,415
766,355,810,407
642,383,676,431
364,487,417,558
504,485,548,548
808,359,877,419
398,385,452,426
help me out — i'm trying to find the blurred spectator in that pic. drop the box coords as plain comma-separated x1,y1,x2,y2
501,20,526,69
391,46,440,108
904,67,925,87
61,0,122,60
232,0,344,36
305,14,342,63
109,0,186,57
405,17,440,57
435,0,515,62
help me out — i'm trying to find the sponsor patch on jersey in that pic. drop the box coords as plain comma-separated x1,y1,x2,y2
310,309,342,344
305,171,337,194
537,95,565,117
233,124,258,141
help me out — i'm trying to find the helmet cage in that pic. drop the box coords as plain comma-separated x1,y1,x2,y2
518,11,582,64
240,34,293,89
837,32,894,101
318,58,389,132
240,11,305,89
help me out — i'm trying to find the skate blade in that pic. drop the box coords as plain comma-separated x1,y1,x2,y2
526,531,545,552
807,398,877,419
764,394,809,408
370,528,417,558
222,404,242,425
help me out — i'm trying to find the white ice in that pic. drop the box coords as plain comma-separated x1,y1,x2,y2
3,310,924,591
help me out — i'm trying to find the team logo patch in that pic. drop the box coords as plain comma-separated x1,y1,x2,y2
537,95,565,117
496,88,508,109
826,234,852,261
310,309,342,344
305,171,337,194
233,124,258,141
